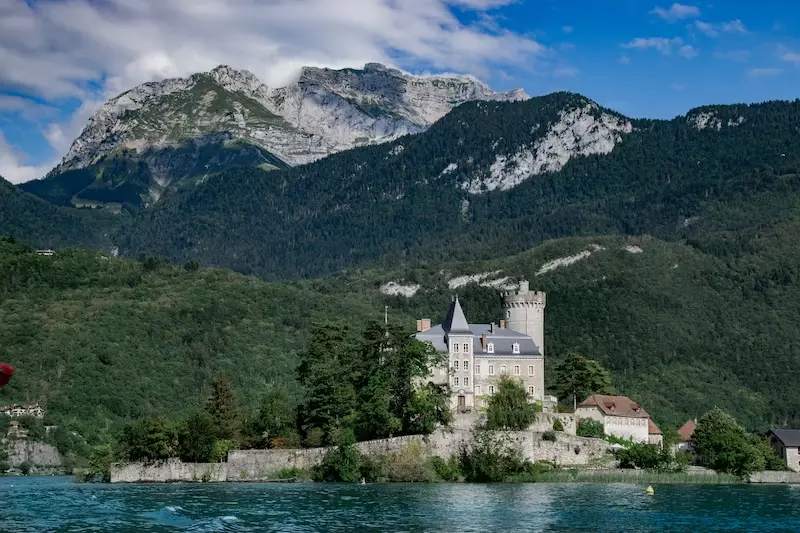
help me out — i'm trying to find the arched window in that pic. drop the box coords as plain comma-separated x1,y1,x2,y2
506,310,511,319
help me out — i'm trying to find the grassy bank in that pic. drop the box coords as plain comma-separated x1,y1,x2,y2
506,469,742,484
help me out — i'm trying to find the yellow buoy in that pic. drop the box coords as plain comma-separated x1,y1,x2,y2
646,485,654,495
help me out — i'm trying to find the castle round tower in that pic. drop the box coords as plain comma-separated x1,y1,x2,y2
501,280,546,355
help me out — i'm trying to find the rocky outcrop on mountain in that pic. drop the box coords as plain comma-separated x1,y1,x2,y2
52,63,529,175
461,102,633,193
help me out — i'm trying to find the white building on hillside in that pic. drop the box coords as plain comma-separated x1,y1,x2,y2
576,394,653,443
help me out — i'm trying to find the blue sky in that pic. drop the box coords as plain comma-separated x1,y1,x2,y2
1,0,799,183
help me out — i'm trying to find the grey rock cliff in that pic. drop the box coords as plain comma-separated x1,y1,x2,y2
53,63,529,174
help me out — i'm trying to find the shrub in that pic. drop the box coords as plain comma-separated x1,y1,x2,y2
459,431,534,482
19,461,32,475
577,419,604,438
211,439,237,463
304,428,325,448
484,375,541,430
618,443,663,469
692,408,768,476
178,411,216,463
431,456,462,482
552,419,565,432
314,443,363,482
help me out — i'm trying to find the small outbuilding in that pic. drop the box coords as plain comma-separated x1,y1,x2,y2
767,429,800,472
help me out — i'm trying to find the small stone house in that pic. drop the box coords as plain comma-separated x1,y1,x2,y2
677,419,697,451
648,419,663,447
767,429,800,472
576,394,652,444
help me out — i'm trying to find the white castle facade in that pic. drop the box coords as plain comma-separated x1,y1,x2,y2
414,281,556,412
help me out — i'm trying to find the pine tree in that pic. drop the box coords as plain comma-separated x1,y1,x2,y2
205,374,240,441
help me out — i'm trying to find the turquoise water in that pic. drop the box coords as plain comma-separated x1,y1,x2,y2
2,476,800,532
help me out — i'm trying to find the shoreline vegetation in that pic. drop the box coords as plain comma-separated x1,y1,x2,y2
71,322,785,485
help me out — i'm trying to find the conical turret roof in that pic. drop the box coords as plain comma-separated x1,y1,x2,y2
442,296,472,335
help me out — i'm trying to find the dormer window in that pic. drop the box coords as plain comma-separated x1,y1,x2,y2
512,343,520,354
487,342,494,354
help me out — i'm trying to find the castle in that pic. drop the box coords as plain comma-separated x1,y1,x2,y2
414,281,556,412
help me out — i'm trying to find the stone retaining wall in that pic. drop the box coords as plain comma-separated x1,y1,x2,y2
748,471,800,484
111,460,227,483
111,428,609,483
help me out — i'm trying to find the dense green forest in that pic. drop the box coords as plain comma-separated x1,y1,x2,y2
111,94,800,280
21,137,287,211
3,222,800,443
0,176,120,251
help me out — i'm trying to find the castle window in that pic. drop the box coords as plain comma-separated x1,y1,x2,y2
488,385,495,394
500,365,507,374
512,343,520,354
463,360,469,371
506,310,511,319
528,386,535,396
487,343,494,354
463,343,470,353
454,360,459,370
475,385,481,395
454,377,459,386
475,364,480,375
453,343,459,353
464,377,469,387
514,365,520,375
528,365,534,376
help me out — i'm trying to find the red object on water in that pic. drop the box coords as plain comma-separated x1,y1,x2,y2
0,362,13,388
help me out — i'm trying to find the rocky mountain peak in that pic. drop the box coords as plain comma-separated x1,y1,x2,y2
51,62,529,179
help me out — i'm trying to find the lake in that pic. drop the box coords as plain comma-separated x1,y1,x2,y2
2,476,800,532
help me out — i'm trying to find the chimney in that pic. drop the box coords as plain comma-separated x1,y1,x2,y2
416,318,431,332
490,322,495,333
499,319,505,329
481,334,487,349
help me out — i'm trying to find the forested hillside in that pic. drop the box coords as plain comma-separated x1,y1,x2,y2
3,223,800,440
0,177,120,251
114,94,800,280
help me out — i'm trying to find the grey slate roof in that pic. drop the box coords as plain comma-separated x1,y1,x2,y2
769,428,800,448
415,323,541,357
442,297,472,335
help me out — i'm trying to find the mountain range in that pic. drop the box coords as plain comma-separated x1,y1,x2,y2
2,63,800,434
23,63,526,209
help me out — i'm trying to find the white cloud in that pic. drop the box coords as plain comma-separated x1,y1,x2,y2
0,0,544,182
622,37,684,55
722,20,747,34
679,45,698,58
781,51,800,65
0,132,55,184
694,19,747,37
747,67,782,78
651,3,700,22
562,25,573,34
694,21,718,37
716,50,752,62
553,66,579,78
